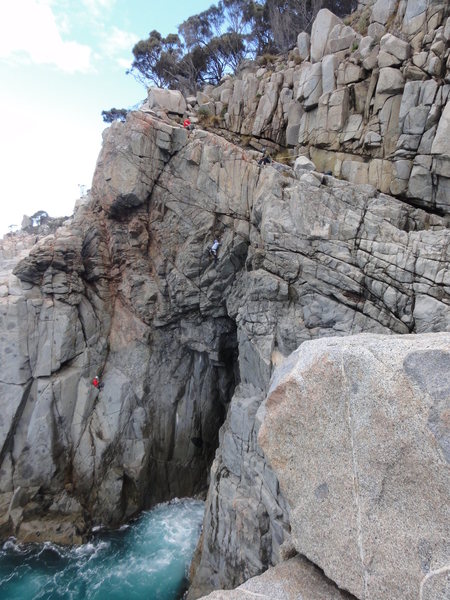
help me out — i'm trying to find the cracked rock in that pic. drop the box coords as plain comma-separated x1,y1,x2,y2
259,333,450,600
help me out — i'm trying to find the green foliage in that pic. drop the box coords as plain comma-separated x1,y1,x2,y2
127,0,357,94
31,210,49,224
129,30,183,89
178,5,223,48
128,1,271,94
101,108,128,123
244,0,275,55
198,106,212,117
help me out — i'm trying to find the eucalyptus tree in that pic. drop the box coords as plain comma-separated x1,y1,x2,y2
101,108,128,123
125,0,357,92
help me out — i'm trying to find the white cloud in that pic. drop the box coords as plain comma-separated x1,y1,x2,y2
117,57,133,69
100,26,138,56
82,0,116,18
0,100,103,236
0,0,92,73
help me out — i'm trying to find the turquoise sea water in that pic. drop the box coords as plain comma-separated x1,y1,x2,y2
0,498,204,600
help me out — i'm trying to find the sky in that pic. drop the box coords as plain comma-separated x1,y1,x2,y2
0,0,213,236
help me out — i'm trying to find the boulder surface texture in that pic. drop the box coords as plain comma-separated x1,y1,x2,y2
199,555,354,599
259,333,450,600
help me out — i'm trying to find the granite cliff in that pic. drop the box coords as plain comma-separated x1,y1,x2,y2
185,0,450,214
0,1,449,598
199,333,450,600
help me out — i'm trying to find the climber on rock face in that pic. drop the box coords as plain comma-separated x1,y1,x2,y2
257,147,271,167
183,117,194,131
209,239,221,263
92,375,104,390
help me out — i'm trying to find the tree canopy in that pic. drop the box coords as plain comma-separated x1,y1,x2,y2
103,0,356,120
101,108,129,123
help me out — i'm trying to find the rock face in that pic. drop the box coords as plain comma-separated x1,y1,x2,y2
185,1,450,213
0,1,449,596
0,116,243,540
259,333,450,600
199,555,355,600
0,103,449,578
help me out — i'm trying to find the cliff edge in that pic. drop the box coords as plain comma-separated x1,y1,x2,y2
0,0,448,597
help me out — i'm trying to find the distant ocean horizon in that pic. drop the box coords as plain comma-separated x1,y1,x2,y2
0,498,204,600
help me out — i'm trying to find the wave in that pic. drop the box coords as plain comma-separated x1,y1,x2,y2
0,498,204,600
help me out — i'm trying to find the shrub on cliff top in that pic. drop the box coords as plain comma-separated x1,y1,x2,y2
102,108,128,123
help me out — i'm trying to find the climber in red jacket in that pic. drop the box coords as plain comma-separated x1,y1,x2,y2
92,375,104,390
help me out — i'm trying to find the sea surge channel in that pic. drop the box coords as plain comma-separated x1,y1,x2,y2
0,498,204,600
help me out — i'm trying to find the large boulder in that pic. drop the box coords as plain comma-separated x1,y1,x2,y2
380,33,411,62
402,0,432,37
431,101,450,159
199,556,354,600
310,9,342,63
147,87,187,115
259,333,450,600
372,0,398,25
297,31,310,61
296,62,323,109
286,100,304,146
293,155,316,175
376,67,405,94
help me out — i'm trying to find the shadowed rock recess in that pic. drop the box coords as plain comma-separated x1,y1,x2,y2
0,2,449,598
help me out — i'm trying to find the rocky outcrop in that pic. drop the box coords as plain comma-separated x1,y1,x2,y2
185,1,450,214
259,333,450,600
1,105,449,569
146,88,187,116
199,555,355,599
0,117,243,541
0,2,449,596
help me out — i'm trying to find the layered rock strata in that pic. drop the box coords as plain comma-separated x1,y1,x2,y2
0,89,448,591
185,1,450,213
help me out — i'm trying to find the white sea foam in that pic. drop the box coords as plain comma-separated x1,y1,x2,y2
73,539,109,561
2,537,19,551
0,498,205,600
